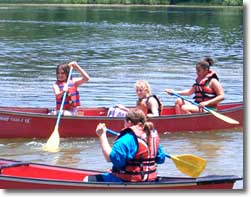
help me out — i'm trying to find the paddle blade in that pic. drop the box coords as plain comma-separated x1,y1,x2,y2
170,92,239,125
209,109,239,124
171,154,207,178
43,125,60,152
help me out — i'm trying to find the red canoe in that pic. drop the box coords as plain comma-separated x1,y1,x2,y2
0,158,242,189
0,102,243,138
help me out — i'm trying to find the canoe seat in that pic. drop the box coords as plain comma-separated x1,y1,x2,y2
77,108,108,116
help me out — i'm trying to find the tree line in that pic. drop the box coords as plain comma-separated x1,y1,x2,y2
0,0,242,6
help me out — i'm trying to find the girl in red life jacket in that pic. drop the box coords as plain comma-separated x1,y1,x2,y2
83,108,166,183
165,57,224,114
115,80,162,118
50,61,90,116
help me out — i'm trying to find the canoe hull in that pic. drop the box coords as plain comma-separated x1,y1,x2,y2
0,102,243,138
0,178,237,189
0,159,242,189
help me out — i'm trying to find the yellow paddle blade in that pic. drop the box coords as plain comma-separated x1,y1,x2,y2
171,154,207,178
43,125,60,152
209,109,239,124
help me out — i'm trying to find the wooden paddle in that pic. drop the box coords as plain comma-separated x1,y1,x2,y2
171,92,239,125
106,129,207,178
43,66,74,152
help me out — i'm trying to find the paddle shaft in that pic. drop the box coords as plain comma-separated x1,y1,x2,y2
106,129,171,159
171,92,212,112
44,66,74,152
107,128,119,136
55,66,74,126
171,92,239,124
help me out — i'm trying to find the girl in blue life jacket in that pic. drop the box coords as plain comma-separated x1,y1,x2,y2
84,108,166,182
165,57,224,114
49,61,90,116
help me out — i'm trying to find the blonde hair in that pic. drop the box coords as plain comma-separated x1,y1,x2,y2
134,80,151,95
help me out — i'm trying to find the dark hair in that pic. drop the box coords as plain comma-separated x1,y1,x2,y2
126,108,146,125
126,109,155,136
196,57,214,70
56,63,70,81
143,121,154,137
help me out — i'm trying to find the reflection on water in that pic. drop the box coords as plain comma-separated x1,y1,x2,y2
0,6,243,108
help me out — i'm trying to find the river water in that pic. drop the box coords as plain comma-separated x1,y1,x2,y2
0,5,243,189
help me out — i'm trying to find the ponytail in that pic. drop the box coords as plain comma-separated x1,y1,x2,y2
204,56,214,66
126,108,157,139
143,121,154,137
196,56,214,70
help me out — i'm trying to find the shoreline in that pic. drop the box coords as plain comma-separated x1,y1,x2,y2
0,3,243,9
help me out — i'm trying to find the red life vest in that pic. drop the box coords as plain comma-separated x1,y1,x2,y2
56,80,80,110
112,126,160,182
193,70,219,105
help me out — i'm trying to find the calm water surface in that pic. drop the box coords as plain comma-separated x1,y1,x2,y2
0,5,243,189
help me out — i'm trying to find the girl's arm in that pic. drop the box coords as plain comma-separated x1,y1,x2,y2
165,87,195,96
96,123,112,162
69,61,90,87
200,79,224,107
96,123,137,167
116,104,130,112
156,144,166,164
53,83,65,99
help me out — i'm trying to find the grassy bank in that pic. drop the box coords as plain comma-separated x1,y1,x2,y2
0,0,243,6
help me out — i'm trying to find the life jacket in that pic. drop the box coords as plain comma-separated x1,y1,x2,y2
193,70,219,106
56,80,80,110
137,95,163,116
112,126,160,182
146,95,163,115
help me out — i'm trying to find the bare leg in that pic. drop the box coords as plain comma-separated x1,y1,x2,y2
175,99,200,114
175,98,185,114
181,104,200,114
63,110,74,116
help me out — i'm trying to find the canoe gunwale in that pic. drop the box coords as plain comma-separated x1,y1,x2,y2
0,102,243,138
0,171,242,189
0,158,243,189
0,102,243,120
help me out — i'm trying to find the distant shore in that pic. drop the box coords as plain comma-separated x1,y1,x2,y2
0,3,243,9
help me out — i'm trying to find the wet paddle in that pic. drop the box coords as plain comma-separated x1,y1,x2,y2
171,92,239,125
43,66,74,152
106,129,207,178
